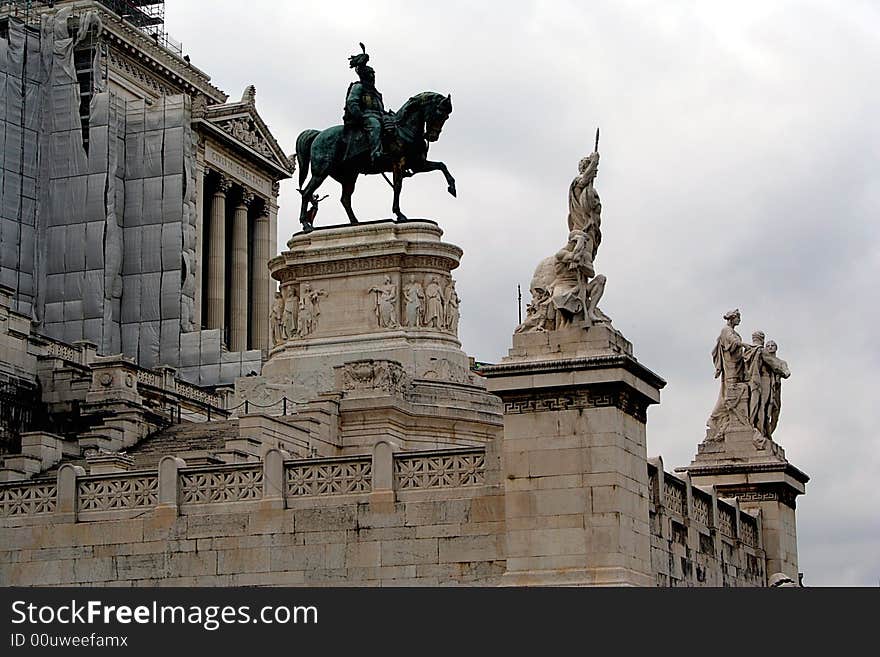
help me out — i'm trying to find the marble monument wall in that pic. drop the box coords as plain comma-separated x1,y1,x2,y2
0,446,764,586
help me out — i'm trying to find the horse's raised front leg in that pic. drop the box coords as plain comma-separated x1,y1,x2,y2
340,173,359,225
392,166,407,222
410,159,456,197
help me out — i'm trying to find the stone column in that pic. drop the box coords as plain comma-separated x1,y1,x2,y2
268,185,280,341
207,175,231,332
193,156,206,326
251,201,271,350
230,189,254,352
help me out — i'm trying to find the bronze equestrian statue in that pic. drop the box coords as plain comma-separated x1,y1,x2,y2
295,44,456,232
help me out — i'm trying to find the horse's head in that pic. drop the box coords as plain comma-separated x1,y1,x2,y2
398,92,453,143
425,93,452,142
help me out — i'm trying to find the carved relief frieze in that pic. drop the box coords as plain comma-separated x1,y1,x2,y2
213,116,276,159
340,360,409,396
420,358,472,385
285,254,455,279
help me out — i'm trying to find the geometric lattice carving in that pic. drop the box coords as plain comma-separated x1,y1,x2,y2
285,459,372,497
394,450,485,490
648,468,658,505
0,482,57,516
45,341,81,363
692,492,710,526
664,479,685,516
718,506,736,538
740,515,758,547
180,466,263,504
77,476,158,512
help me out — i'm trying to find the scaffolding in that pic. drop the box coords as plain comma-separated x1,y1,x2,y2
0,0,181,55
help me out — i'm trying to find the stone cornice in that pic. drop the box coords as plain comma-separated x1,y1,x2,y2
480,353,667,391
680,460,810,485
14,0,229,102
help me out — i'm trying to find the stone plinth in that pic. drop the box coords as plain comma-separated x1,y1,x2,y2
262,220,474,399
482,323,665,586
679,427,809,580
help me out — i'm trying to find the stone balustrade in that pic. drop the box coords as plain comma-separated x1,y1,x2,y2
648,458,763,585
0,445,490,523
38,336,224,411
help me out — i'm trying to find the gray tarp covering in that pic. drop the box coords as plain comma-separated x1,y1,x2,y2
1,9,262,386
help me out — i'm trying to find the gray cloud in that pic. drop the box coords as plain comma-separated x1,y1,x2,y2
168,0,880,585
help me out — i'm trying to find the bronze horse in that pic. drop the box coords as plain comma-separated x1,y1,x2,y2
295,91,456,231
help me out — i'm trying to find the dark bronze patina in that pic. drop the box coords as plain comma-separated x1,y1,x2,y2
295,43,455,232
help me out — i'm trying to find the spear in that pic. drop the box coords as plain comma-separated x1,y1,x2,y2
594,127,600,153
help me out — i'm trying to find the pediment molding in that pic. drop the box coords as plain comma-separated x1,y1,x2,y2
201,91,294,178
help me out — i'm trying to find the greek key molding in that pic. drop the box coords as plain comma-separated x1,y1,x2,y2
711,483,799,509
500,384,648,422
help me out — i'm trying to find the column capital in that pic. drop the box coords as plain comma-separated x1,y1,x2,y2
240,190,256,208
257,198,271,218
215,174,233,195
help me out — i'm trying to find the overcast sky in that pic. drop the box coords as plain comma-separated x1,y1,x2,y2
167,0,879,585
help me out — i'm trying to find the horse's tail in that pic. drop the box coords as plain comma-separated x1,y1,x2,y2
296,129,320,188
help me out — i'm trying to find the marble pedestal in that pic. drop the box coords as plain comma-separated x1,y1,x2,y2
238,219,503,455
482,322,665,586
261,220,474,399
679,428,809,580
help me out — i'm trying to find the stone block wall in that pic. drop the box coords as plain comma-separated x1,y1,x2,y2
648,459,764,586
0,442,764,586
0,443,506,586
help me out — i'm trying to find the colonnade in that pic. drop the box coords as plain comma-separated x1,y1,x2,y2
202,170,272,351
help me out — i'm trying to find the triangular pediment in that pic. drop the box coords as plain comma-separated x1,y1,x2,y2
203,90,294,176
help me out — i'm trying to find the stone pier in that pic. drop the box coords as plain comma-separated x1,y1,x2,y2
482,324,665,586
679,425,809,580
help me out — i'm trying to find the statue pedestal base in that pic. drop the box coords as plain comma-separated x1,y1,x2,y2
507,323,633,361
482,325,665,587
679,428,809,581
263,220,475,398
237,219,503,456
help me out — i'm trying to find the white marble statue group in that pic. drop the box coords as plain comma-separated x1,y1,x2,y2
705,308,791,446
516,149,612,333
270,284,327,344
